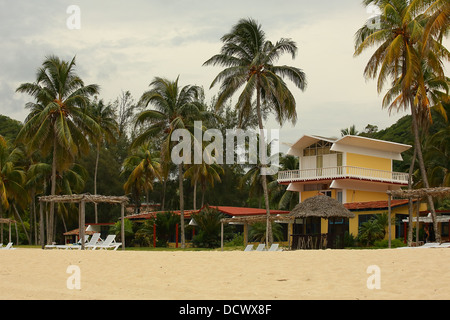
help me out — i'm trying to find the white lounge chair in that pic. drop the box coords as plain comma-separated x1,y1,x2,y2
268,244,282,251
0,242,15,250
244,245,254,252
88,235,121,250
255,244,266,251
55,235,91,250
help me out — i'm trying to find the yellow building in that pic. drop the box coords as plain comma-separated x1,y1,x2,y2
278,135,422,241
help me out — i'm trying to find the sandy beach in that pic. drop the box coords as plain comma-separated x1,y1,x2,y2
0,248,449,300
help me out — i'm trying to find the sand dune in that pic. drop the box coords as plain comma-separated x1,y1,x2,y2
0,248,449,300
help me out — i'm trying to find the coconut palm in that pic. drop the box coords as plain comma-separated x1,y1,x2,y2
354,0,449,242
88,99,119,222
16,55,100,244
133,76,206,248
204,18,307,245
122,143,162,213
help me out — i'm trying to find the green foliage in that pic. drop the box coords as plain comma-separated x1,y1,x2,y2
192,206,229,248
110,218,134,242
373,238,406,248
155,211,179,247
248,221,283,243
0,115,22,142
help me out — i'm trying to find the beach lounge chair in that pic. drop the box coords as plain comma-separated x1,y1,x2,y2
55,234,93,250
88,234,121,250
244,245,254,252
0,242,15,250
268,244,281,251
255,244,266,251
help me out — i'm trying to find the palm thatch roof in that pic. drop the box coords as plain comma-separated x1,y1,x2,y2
38,194,129,204
387,187,450,199
288,195,355,219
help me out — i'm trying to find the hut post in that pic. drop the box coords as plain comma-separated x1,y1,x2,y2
416,199,420,246
121,203,125,250
388,194,392,249
39,202,44,249
220,222,223,251
80,200,86,250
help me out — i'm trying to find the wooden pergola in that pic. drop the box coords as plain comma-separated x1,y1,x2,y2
387,187,450,247
0,218,17,244
38,194,129,250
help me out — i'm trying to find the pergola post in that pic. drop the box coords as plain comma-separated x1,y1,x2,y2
39,202,44,249
416,199,420,246
80,200,86,250
121,203,125,250
221,221,224,252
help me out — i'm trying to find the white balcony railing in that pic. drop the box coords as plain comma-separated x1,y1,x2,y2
277,166,409,185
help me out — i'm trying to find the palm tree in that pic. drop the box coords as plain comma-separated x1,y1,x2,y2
204,18,307,245
270,154,299,210
354,0,448,242
340,125,359,137
89,99,119,222
16,55,100,244
0,136,28,244
133,76,206,248
122,143,161,213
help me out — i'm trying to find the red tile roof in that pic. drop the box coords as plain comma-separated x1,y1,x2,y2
125,206,290,220
344,199,411,211
208,206,289,217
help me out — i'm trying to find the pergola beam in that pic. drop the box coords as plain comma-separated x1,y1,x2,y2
38,194,129,250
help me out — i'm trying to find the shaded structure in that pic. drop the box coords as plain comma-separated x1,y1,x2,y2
220,195,355,250
0,218,17,244
287,195,355,249
38,194,129,250
387,187,450,247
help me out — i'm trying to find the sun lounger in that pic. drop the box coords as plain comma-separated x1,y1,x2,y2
268,244,282,251
0,242,15,250
255,244,266,251
54,234,93,250
244,245,254,251
87,234,121,250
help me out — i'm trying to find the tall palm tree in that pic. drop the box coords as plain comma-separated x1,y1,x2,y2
354,0,448,242
204,18,307,245
133,76,206,248
16,55,100,244
89,99,119,222
122,143,162,213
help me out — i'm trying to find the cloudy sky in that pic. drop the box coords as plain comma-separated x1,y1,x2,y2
1,0,448,150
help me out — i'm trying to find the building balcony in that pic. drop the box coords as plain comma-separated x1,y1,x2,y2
277,166,410,186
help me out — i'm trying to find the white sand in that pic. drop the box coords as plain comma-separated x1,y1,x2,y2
0,248,449,300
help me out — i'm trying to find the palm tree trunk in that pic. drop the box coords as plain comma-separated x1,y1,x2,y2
407,147,417,246
193,177,198,211
161,179,167,211
178,164,185,248
49,138,57,244
410,99,440,243
13,203,30,244
255,78,273,246
94,142,100,223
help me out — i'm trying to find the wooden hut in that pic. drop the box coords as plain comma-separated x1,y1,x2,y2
288,195,355,249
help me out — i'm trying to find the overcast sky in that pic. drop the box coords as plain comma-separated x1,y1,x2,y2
1,0,448,150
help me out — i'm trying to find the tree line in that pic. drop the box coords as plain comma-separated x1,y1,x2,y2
1,2,449,247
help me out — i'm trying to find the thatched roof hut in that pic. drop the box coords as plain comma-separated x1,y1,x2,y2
289,195,355,220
